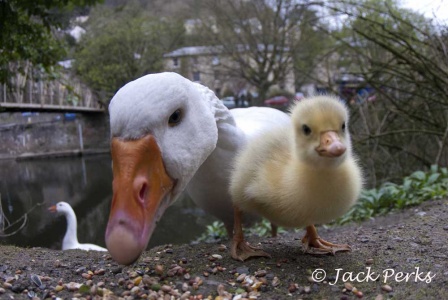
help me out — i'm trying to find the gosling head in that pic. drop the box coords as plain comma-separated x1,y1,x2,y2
290,95,351,168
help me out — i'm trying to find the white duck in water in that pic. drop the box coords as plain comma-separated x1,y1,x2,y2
49,201,107,251
105,72,290,265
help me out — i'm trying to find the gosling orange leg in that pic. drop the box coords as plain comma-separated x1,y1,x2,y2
230,206,271,261
302,225,351,255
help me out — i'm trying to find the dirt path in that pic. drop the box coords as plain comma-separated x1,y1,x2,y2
1,199,447,299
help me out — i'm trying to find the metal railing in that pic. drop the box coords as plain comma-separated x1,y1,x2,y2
1,67,104,112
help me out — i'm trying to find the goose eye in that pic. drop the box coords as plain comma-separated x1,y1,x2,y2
342,122,346,131
302,124,311,136
169,109,182,126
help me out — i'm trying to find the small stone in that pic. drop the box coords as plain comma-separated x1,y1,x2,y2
288,283,297,293
236,273,246,282
366,259,374,265
94,269,106,275
155,265,164,275
184,273,191,280
118,278,125,285
382,284,393,292
211,254,223,260
356,291,364,298
375,294,384,300
130,286,140,294
304,286,311,294
218,244,227,252
150,283,161,291
443,226,448,231
0,288,5,294
182,282,189,292
54,285,64,292
307,276,316,283
81,273,92,280
236,267,250,274
3,283,12,289
65,282,80,291
255,270,267,277
271,276,280,287
134,276,142,285
251,281,263,290
203,272,209,277
161,285,171,293
344,282,353,291
129,271,138,278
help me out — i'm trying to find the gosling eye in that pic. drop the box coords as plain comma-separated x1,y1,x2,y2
302,124,311,136
342,122,346,131
168,109,182,126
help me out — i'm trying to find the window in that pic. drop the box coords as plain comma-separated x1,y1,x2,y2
193,71,200,82
173,58,179,67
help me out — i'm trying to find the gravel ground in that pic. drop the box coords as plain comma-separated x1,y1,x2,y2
1,199,447,300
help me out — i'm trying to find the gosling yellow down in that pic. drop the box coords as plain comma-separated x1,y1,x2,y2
229,95,363,261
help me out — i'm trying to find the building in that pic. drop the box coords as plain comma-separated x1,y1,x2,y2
163,45,295,100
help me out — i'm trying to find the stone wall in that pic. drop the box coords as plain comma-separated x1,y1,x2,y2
0,112,110,159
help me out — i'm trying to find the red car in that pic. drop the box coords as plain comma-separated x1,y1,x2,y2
264,96,289,107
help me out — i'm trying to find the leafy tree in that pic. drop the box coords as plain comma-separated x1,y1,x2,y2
73,2,185,100
0,0,101,83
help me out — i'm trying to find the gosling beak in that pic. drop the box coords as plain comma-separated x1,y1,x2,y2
316,131,346,157
105,135,174,265
48,205,57,213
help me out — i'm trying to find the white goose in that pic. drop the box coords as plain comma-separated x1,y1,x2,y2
105,72,290,265
49,201,107,251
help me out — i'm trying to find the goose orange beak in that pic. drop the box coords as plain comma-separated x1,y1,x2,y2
105,135,174,265
48,205,57,213
316,131,346,157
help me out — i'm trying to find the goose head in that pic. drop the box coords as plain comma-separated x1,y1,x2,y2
48,201,74,216
290,96,351,168
105,72,227,265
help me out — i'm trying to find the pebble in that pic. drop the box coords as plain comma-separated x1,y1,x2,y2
255,270,267,277
271,276,280,287
382,284,393,292
155,264,164,275
134,276,142,285
65,282,80,291
366,258,374,265
218,244,227,252
304,286,311,294
344,282,353,291
236,267,250,274
443,226,448,231
307,276,316,283
211,254,223,260
3,283,12,289
0,288,5,294
182,282,189,292
236,273,246,282
94,269,106,275
184,273,191,280
287,283,297,293
54,285,64,292
375,294,384,300
130,286,140,294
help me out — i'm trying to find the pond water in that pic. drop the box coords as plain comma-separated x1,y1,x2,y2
0,155,215,250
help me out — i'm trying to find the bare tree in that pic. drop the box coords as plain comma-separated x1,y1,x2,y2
195,0,318,104
317,0,448,186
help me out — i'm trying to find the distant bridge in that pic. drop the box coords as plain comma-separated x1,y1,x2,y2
1,75,105,113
